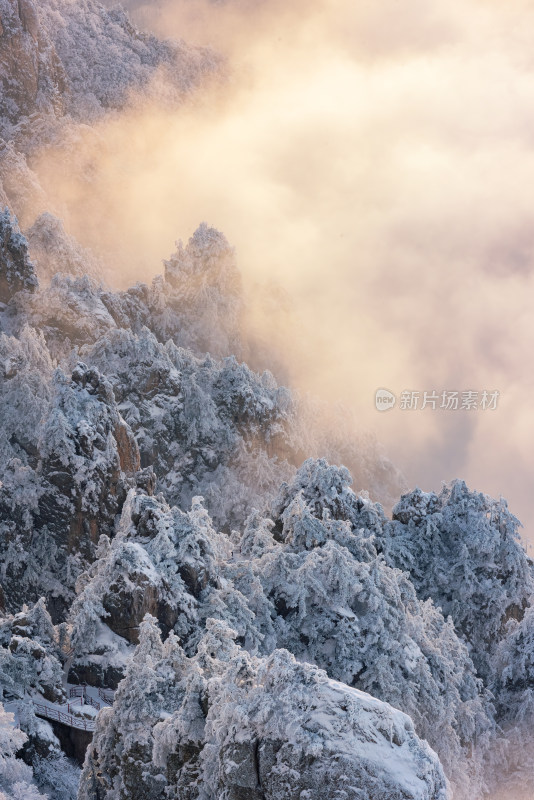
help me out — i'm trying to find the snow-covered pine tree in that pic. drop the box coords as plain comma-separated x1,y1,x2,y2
79,615,450,800
380,481,534,679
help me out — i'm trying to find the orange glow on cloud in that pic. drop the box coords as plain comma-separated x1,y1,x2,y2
23,0,534,543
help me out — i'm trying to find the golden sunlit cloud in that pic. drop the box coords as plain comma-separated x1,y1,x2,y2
19,0,534,541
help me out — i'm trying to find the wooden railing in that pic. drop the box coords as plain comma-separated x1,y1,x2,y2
69,686,113,710
67,697,82,713
98,688,114,704
33,702,95,732
86,695,101,711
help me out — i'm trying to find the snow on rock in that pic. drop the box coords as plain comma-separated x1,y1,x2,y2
0,0,67,134
36,0,220,121
79,616,450,800
82,324,295,530
67,489,258,688
0,336,140,617
0,208,38,304
26,213,106,285
230,459,495,799
381,480,534,678
0,0,218,144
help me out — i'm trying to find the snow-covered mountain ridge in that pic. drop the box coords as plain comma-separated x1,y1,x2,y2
1,1,534,799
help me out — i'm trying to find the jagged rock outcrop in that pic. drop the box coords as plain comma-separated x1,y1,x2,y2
0,221,294,618
67,490,235,687
37,0,219,121
161,223,243,358
378,481,534,679
0,0,218,146
0,329,141,618
85,328,294,529
0,599,65,705
16,224,243,361
0,207,38,304
26,212,106,285
78,617,451,800
0,0,67,132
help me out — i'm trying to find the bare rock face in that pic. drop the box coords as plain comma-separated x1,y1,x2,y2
0,0,67,130
0,207,38,303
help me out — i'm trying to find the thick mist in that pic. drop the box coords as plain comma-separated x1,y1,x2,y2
27,0,534,542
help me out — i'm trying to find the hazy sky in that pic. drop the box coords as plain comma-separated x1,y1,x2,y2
34,0,534,544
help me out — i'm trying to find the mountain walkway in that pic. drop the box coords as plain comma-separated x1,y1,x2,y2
6,647,115,732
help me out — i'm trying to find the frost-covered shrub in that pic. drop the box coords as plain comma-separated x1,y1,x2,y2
0,144,50,227
36,0,219,119
68,490,268,687
160,223,243,357
233,460,494,798
22,274,117,359
483,605,534,798
494,604,534,721
31,749,80,800
79,615,450,800
269,456,386,556
0,599,80,799
0,208,38,304
83,326,294,529
381,481,534,678
26,213,106,285
0,600,64,705
71,463,496,798
0,704,47,800
0,340,139,616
